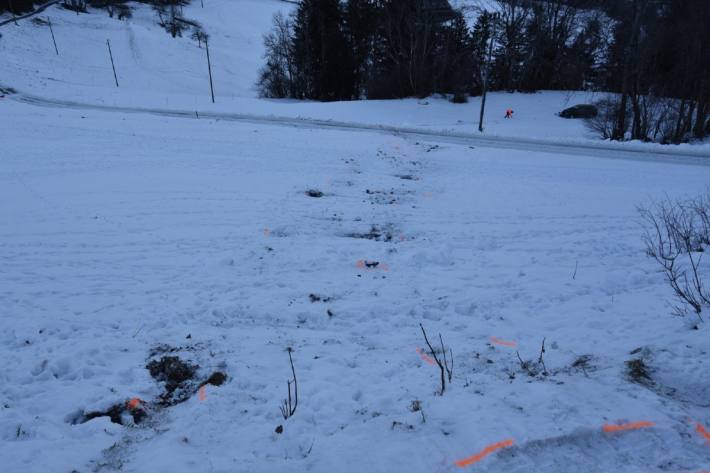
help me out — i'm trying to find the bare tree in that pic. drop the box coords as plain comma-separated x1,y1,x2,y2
639,194,710,322
258,12,296,98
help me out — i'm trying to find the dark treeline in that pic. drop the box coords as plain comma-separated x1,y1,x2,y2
260,0,480,101
259,0,607,101
1,0,39,14
0,0,187,15
1,1,204,39
260,0,710,143
598,0,710,142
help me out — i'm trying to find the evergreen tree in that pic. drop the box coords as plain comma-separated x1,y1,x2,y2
435,12,476,100
470,11,493,96
344,0,378,99
292,0,355,101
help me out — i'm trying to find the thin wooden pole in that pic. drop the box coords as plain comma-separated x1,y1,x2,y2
107,39,119,87
478,14,496,133
205,38,215,103
9,0,18,25
48,17,59,55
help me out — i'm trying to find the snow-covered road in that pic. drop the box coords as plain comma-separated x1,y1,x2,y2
8,88,710,165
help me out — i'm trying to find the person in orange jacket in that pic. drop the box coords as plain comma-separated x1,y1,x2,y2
505,108,514,119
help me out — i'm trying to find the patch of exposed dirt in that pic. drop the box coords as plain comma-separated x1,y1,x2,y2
345,224,395,242
147,356,199,406
309,293,333,303
72,351,228,426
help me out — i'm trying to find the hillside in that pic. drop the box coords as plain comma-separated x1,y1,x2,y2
1,2,710,473
4,0,706,150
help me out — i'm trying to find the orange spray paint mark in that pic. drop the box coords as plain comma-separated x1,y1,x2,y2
454,439,514,468
602,421,655,433
693,421,710,445
417,347,436,365
490,336,517,348
198,385,207,401
263,228,270,237
126,398,143,410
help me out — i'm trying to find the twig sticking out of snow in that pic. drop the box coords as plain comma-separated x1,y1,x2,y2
419,324,453,395
279,348,298,420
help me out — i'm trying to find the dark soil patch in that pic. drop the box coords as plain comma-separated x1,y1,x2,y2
365,189,399,205
148,343,201,358
309,293,333,303
396,175,420,181
345,225,394,242
147,356,199,406
73,352,227,426
625,358,652,384
306,189,324,198
79,399,147,426
571,355,595,371
200,371,227,388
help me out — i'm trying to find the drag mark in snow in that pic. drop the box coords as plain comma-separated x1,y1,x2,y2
602,421,655,433
416,347,436,366
454,439,514,468
693,421,710,445
490,336,517,348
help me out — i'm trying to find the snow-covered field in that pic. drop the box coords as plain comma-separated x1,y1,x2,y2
1,2,710,473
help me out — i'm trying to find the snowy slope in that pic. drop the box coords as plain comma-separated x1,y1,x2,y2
1,2,710,473
1,0,706,150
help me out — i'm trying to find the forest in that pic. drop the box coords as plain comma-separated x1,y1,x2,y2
258,0,710,143
2,0,708,143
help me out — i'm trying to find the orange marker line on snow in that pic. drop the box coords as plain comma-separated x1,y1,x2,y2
693,420,710,444
199,385,207,401
602,421,655,433
417,347,436,366
490,336,517,348
455,439,514,468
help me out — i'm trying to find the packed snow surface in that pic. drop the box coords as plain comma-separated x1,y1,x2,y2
1,2,710,473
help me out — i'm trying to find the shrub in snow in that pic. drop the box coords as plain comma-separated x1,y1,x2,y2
639,192,710,322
